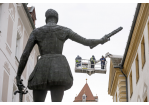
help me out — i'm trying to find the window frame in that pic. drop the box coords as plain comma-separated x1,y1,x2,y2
15,32,21,62
141,36,146,69
135,54,139,84
129,71,133,98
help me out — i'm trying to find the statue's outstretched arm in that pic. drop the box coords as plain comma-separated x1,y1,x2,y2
68,29,110,49
16,31,36,85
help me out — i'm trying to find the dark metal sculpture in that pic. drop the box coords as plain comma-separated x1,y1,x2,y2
15,9,122,102
90,27,123,49
14,79,28,102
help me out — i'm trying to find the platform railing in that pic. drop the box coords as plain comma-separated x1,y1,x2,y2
75,59,107,70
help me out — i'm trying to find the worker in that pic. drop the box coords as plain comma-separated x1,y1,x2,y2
90,55,96,68
75,55,82,67
100,55,106,69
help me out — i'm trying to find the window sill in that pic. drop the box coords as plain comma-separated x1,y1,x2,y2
130,92,133,98
142,62,146,70
136,78,139,84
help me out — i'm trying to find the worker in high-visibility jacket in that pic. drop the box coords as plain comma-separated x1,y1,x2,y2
75,55,82,67
90,55,96,68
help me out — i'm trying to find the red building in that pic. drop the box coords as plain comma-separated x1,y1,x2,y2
74,80,98,102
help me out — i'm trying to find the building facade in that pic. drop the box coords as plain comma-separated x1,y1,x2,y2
73,80,98,102
0,3,39,102
108,3,149,102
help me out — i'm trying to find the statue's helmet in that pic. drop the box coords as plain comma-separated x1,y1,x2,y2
45,9,58,23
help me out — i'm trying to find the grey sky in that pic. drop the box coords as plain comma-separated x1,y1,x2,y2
28,3,137,102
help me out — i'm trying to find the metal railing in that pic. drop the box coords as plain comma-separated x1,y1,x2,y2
75,59,107,70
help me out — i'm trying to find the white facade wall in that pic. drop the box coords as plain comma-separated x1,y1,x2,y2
0,3,39,102
127,16,149,102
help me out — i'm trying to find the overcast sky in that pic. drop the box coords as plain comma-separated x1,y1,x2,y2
27,3,137,102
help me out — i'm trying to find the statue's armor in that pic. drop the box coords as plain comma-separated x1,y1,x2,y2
36,25,69,55
18,24,102,90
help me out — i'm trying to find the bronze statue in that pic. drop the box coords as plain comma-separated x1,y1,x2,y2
16,9,112,102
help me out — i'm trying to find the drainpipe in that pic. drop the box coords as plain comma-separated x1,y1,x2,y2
114,64,128,102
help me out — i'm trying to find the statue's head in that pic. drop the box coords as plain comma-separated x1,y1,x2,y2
45,9,58,23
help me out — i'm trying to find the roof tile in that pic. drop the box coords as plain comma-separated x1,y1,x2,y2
74,82,97,102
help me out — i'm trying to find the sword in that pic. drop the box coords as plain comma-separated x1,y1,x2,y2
106,27,123,38
14,79,28,102
90,27,123,49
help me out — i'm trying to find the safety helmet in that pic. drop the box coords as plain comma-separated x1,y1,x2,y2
45,9,58,23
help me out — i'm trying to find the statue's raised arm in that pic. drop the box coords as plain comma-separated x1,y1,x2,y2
67,29,110,48
66,26,123,49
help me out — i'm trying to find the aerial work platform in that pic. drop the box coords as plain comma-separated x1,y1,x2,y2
75,59,107,76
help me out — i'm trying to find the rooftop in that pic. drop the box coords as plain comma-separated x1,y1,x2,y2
73,81,97,102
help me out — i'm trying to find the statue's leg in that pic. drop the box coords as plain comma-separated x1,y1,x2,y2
33,90,47,102
50,85,65,102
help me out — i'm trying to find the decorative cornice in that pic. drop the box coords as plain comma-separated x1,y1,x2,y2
121,3,141,67
6,44,12,55
109,68,123,96
108,59,124,96
4,62,10,75
123,4,149,76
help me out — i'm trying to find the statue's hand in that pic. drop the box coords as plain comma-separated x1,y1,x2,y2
101,35,110,44
16,76,22,91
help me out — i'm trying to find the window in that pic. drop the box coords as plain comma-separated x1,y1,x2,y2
129,71,133,97
82,94,86,102
23,31,28,51
144,96,148,102
148,21,149,48
83,96,85,99
2,70,9,102
7,3,15,48
8,3,15,21
7,15,14,48
17,18,23,35
0,4,2,34
116,93,117,102
135,54,139,83
15,33,21,61
141,36,145,68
